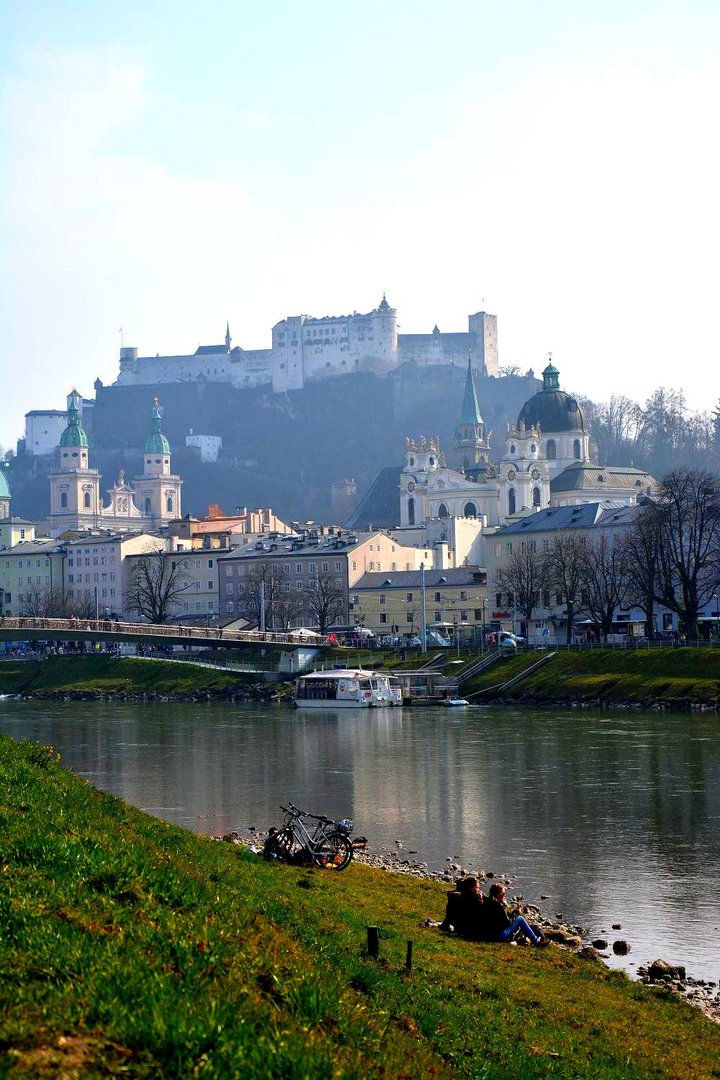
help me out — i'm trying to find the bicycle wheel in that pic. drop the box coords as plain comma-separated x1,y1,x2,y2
264,826,297,862
314,831,354,871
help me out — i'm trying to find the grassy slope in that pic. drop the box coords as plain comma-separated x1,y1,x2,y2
1,737,719,1079
463,648,720,706
0,655,252,697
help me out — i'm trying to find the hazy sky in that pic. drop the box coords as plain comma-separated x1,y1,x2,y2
2,1,719,448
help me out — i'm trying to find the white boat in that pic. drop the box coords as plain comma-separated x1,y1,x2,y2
294,668,402,709
443,698,469,706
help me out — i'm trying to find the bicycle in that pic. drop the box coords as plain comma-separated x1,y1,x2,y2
265,803,354,870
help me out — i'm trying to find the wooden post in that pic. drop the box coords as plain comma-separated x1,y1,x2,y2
405,940,413,972
367,926,379,959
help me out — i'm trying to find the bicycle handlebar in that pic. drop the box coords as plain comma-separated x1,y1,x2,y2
279,803,335,825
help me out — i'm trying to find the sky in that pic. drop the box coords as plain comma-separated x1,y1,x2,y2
2,0,719,448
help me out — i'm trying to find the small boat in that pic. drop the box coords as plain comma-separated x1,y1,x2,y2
295,668,402,709
443,697,469,706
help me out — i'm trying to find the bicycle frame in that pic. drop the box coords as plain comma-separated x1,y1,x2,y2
276,802,353,869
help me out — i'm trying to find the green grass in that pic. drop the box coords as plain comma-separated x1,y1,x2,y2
465,648,720,706
1,735,719,1078
0,655,254,698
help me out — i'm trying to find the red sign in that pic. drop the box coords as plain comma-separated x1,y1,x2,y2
491,611,511,619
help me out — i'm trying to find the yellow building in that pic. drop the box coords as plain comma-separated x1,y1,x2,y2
351,567,487,641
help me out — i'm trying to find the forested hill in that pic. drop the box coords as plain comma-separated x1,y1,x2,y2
8,367,539,524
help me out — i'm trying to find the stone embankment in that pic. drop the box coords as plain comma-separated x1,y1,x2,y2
220,828,720,1024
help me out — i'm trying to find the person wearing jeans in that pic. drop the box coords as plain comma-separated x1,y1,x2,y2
484,882,547,946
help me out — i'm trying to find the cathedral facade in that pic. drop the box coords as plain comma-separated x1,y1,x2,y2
47,392,182,536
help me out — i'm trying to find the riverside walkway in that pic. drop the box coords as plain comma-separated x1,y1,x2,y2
0,616,329,652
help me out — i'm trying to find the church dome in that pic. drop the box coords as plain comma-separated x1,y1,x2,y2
59,398,89,448
0,467,10,501
144,399,170,454
516,361,585,433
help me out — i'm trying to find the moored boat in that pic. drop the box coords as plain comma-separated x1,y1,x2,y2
294,669,401,709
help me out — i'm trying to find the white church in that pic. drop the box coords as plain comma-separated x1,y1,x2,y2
46,392,182,536
397,357,657,538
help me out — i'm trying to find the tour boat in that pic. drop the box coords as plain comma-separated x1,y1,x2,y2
294,669,402,709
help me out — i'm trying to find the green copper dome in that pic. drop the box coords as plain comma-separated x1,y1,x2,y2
59,398,89,448
517,362,585,434
144,399,170,454
0,467,10,501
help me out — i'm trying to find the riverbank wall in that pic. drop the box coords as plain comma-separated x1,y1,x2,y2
1,733,719,1077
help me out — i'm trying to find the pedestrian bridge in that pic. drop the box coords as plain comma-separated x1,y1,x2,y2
0,616,330,652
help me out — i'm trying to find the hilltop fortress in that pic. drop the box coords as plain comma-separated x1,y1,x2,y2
115,297,498,393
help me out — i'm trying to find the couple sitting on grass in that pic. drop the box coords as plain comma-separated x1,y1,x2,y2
439,878,548,946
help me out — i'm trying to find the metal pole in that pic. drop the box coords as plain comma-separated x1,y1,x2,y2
94,586,99,622
260,579,266,632
420,562,427,655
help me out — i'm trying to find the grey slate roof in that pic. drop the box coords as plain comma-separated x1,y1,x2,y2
354,567,485,590
217,530,381,563
195,345,228,356
551,463,656,493
495,504,605,534
345,467,402,529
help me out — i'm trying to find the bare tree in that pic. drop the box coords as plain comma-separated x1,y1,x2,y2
494,546,549,630
125,548,191,623
303,570,346,634
545,534,587,644
641,468,720,640
622,514,662,638
272,584,305,631
239,562,290,629
578,535,632,638
20,586,96,620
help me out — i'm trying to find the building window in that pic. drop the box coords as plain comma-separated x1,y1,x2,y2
296,563,302,574
438,503,448,518
379,613,387,623
434,591,441,602
145,497,152,515
434,611,442,621
322,561,329,572
532,486,541,507
574,438,581,459
547,439,556,460
464,502,477,517
379,594,386,605
474,608,483,620
407,497,415,525
309,562,317,573
60,492,68,509
460,610,468,621
508,488,516,514
167,496,173,513
84,492,91,508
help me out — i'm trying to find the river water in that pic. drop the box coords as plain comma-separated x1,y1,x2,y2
1,700,718,983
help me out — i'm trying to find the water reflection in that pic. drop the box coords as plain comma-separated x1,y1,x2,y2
1,700,718,980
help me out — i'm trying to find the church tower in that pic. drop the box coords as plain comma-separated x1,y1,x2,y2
453,353,491,478
133,398,182,522
49,391,101,526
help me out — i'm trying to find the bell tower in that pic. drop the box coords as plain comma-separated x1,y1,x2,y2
133,398,182,521
49,390,101,527
453,353,491,477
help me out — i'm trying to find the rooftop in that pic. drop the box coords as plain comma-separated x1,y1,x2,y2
354,567,485,590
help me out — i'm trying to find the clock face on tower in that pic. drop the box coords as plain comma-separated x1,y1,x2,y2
407,480,416,492
531,467,540,480
507,468,516,481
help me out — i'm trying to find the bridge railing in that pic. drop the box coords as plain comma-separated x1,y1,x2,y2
0,616,329,648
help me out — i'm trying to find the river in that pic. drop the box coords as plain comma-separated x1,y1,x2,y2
1,699,718,983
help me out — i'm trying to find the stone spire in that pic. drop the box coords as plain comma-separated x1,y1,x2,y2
459,352,484,426
225,321,232,351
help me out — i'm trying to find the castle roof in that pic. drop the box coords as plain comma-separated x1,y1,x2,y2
516,361,585,434
59,398,89,448
144,399,170,455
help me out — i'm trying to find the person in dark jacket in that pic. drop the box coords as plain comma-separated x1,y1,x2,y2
484,883,546,945
439,877,487,938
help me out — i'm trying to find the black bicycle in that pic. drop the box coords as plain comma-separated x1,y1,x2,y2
265,803,354,870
